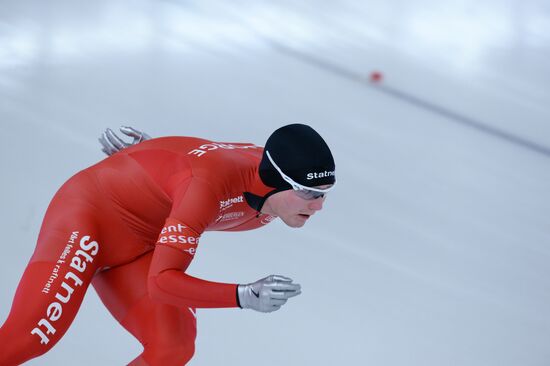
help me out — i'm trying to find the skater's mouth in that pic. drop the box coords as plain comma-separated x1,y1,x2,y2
298,214,311,219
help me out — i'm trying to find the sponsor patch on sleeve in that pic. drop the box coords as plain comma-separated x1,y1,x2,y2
156,218,200,256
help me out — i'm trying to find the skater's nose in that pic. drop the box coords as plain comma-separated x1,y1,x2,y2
308,196,325,211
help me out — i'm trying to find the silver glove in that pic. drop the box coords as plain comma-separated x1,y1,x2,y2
238,275,302,313
99,126,152,156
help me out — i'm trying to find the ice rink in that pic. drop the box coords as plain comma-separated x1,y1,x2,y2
1,1,549,365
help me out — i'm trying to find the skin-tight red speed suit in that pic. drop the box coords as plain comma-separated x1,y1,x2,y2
0,136,278,365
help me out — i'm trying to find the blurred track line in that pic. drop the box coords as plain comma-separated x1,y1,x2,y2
266,39,550,158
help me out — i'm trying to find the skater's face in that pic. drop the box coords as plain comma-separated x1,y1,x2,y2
263,185,331,228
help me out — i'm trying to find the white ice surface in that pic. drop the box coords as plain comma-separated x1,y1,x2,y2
1,1,549,365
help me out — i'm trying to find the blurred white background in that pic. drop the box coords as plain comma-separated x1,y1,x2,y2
1,1,549,365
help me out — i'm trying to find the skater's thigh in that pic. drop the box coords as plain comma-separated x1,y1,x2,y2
0,213,101,365
93,251,197,347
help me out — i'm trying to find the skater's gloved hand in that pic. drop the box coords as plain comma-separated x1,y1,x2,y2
99,126,151,156
237,275,301,313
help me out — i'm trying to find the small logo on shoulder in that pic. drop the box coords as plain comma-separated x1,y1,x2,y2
219,195,244,210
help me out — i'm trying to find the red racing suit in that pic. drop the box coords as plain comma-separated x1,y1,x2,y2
0,136,277,366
